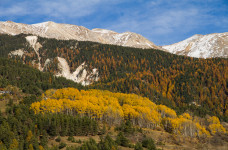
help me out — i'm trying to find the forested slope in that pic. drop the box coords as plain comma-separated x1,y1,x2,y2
0,34,227,121
0,87,226,149
0,57,83,95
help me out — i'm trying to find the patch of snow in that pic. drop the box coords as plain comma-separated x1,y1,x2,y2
163,34,202,54
10,49,24,57
162,33,228,58
32,22,49,28
92,28,116,34
187,34,216,58
0,28,17,35
26,36,38,49
122,33,131,45
113,33,123,43
146,42,153,48
32,22,50,33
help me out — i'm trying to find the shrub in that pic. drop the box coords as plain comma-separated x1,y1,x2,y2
76,139,82,143
55,136,61,142
142,137,156,150
98,134,117,150
115,120,136,134
59,142,67,149
134,142,143,150
67,136,75,142
115,132,129,147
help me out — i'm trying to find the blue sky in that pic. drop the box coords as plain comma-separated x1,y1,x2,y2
0,0,228,45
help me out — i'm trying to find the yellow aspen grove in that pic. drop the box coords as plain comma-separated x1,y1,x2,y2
157,105,177,118
195,123,210,137
30,88,226,137
207,116,227,135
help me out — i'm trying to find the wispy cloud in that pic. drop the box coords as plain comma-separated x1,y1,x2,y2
0,0,227,45
0,0,127,18
104,0,228,45
0,0,101,18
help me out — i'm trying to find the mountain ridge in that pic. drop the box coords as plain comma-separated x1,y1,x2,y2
163,32,228,58
0,21,162,50
0,21,227,58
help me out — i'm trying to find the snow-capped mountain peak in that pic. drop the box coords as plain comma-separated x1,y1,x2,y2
162,33,228,58
0,21,160,49
1,21,227,58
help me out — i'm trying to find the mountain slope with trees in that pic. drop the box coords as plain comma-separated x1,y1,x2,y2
0,87,227,150
0,34,227,121
0,57,83,95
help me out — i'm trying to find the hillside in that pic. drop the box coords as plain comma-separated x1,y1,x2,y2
0,87,227,150
0,57,83,95
31,87,225,138
0,34,227,121
162,33,228,58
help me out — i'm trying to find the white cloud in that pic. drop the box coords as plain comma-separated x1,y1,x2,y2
0,0,227,45
0,0,125,18
37,0,102,17
105,0,228,45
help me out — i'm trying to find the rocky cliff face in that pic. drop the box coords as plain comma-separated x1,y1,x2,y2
162,33,228,58
0,21,161,49
8,35,99,86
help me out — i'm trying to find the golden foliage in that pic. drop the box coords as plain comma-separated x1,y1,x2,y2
9,139,18,150
157,105,177,118
38,145,44,150
169,114,210,137
26,130,33,142
30,88,226,137
207,116,226,135
28,144,34,150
